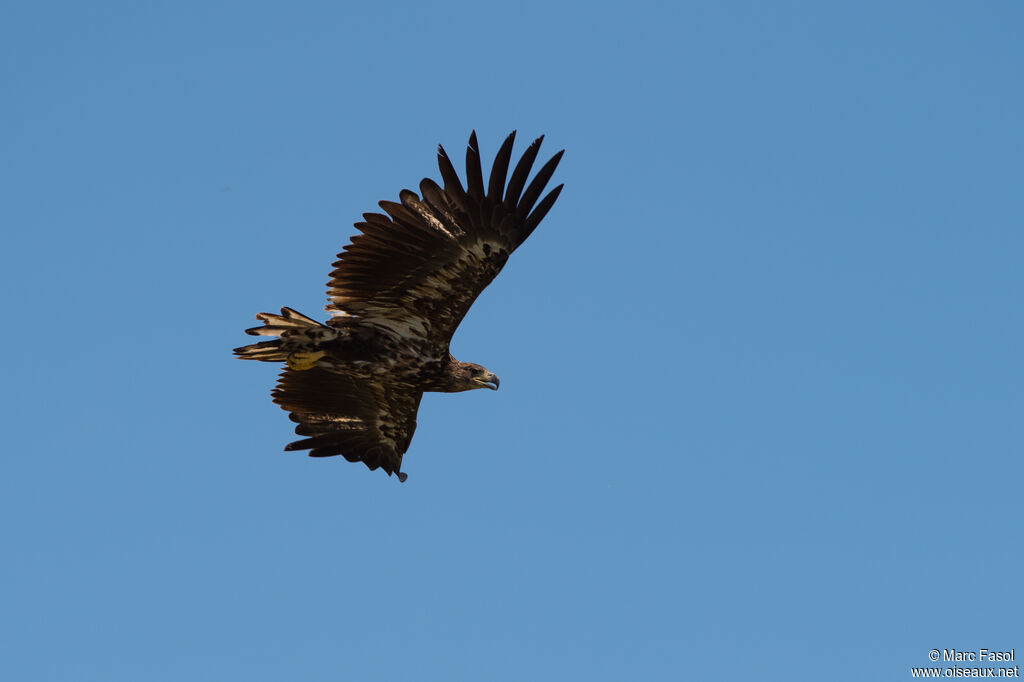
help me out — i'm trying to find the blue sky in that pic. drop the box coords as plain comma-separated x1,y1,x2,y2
3,1,1022,680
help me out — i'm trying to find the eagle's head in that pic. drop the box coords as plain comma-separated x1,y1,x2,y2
447,361,500,392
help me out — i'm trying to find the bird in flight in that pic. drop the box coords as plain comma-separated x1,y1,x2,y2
235,131,564,481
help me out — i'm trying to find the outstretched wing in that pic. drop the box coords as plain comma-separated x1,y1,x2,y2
326,131,564,352
272,368,423,482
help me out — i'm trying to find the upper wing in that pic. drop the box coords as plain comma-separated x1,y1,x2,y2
326,131,564,351
272,367,423,482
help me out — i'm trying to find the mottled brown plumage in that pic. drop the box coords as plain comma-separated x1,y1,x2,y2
235,131,563,481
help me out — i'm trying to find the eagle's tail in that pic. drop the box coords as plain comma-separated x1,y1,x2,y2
233,307,334,363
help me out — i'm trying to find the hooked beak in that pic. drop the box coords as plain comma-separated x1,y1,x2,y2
474,372,500,390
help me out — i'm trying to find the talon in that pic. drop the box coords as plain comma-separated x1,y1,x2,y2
286,350,327,370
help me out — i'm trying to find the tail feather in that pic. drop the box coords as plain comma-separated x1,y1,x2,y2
234,339,289,362
234,307,332,362
245,306,322,336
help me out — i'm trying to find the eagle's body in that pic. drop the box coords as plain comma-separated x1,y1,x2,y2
235,132,563,481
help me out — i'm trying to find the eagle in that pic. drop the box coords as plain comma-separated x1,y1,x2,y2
234,131,564,482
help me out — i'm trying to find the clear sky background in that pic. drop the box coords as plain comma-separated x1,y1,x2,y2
3,2,1021,680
